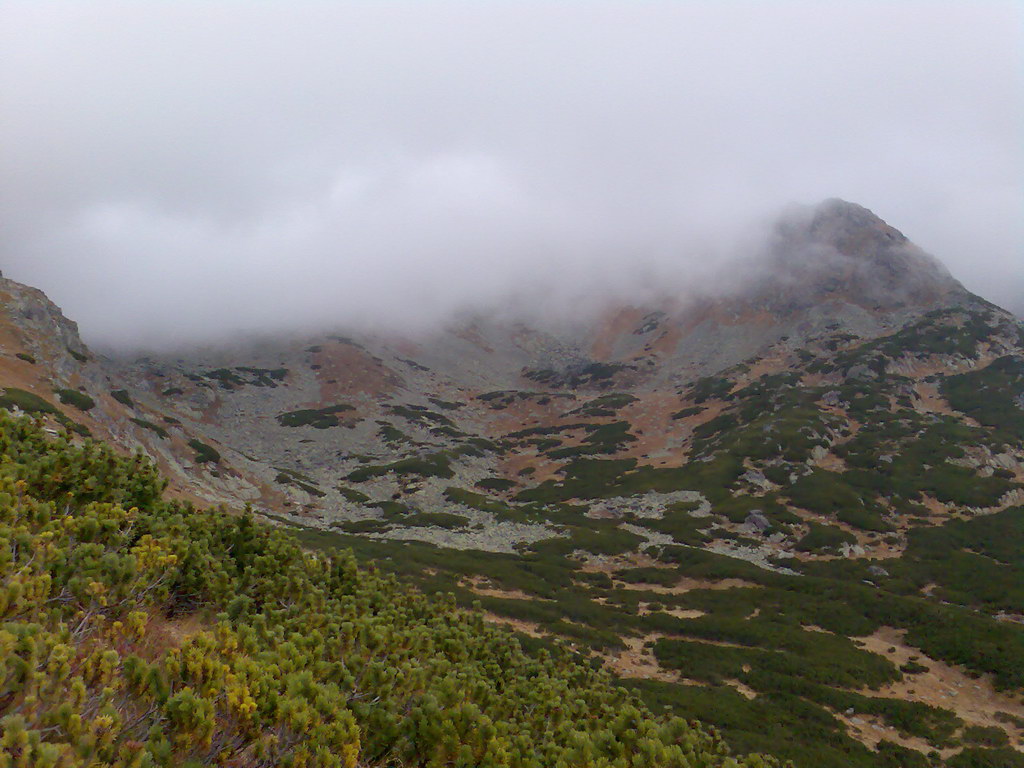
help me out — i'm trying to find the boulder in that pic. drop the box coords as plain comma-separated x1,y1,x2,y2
742,469,772,490
745,510,772,533
845,364,878,381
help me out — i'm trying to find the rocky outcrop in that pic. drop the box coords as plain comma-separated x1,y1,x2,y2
0,275,96,380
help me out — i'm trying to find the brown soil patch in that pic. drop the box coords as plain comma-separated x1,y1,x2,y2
484,393,570,436
637,603,706,619
0,354,46,395
732,354,793,389
313,340,401,404
462,576,545,602
833,709,952,757
913,382,962,418
785,508,905,561
814,451,848,473
618,391,694,466
578,551,674,574
854,627,1024,745
602,633,762,704
481,612,546,638
590,306,645,361
725,679,758,700
499,452,547,483
647,324,683,358
676,399,729,428
918,494,952,518
614,576,756,595
454,325,495,354
603,634,680,682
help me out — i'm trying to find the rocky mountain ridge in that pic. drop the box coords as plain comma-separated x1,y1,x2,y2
2,199,1023,767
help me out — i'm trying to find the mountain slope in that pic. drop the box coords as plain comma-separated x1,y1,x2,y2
0,410,784,768
2,199,1023,766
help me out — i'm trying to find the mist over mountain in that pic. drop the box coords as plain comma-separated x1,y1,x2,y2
2,5,1023,766
1,197,1023,767
1,4,1021,347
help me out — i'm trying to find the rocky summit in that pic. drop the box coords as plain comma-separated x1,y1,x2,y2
2,199,1023,767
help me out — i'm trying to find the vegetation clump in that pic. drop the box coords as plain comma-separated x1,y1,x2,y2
187,437,221,464
0,411,784,768
274,467,326,497
130,417,170,439
347,452,455,482
0,387,59,415
111,389,135,408
942,355,1024,446
54,391,95,415
277,403,354,429
524,362,629,389
0,387,90,436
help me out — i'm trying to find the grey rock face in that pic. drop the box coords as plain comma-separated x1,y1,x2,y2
745,511,773,533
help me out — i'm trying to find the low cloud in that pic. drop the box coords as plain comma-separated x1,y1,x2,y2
1,3,1021,347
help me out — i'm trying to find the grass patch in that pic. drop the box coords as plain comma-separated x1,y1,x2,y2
277,404,354,429
0,388,59,414
130,418,169,439
54,389,95,411
795,523,856,554
347,452,454,482
187,438,220,464
337,485,371,503
111,389,134,408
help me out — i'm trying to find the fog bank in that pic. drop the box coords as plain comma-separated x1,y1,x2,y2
1,3,1020,347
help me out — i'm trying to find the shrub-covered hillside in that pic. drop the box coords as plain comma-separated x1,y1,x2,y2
0,412,784,768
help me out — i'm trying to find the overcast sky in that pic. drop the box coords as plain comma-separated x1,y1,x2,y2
1,2,1021,348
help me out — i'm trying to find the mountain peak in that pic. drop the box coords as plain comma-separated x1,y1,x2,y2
779,198,909,255
764,198,965,312
805,198,909,254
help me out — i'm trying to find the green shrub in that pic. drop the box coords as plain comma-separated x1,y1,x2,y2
476,477,516,492
130,417,170,439
54,388,95,411
671,406,701,420
277,403,354,428
960,725,1009,748
795,523,856,554
188,438,220,464
274,471,325,497
403,511,470,529
337,485,371,503
347,452,454,482
0,410,784,768
946,747,1024,768
0,388,63,419
111,389,134,408
943,355,1024,445
336,518,392,533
